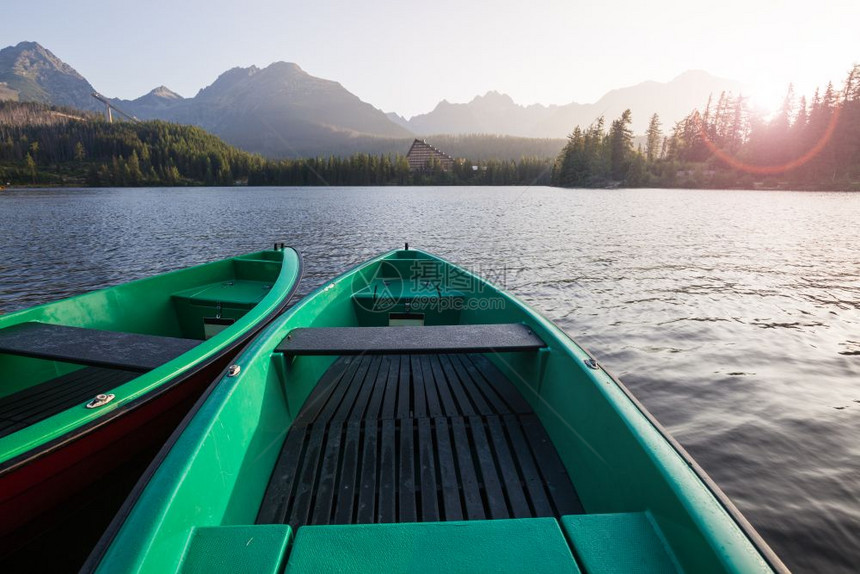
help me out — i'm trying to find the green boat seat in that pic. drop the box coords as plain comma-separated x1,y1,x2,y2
171,280,274,309
561,512,681,573
171,280,276,339
283,519,581,574
275,323,546,356
0,322,200,371
181,525,292,574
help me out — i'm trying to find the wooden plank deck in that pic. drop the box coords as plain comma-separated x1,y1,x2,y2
0,367,139,438
257,353,583,528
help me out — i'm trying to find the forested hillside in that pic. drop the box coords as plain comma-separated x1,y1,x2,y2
552,66,860,190
249,154,551,186
0,102,551,187
250,133,565,161
0,101,264,186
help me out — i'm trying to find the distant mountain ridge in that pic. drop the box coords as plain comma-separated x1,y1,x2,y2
0,42,412,157
112,61,413,157
0,41,745,157
403,71,744,136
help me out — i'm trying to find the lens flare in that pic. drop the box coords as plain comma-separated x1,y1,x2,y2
700,106,841,175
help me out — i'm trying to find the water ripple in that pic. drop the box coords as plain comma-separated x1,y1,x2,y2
1,186,859,572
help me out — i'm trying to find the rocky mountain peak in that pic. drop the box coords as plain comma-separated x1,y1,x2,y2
148,85,183,100
0,41,97,110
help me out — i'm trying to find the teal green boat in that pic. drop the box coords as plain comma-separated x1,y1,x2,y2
0,246,301,551
86,248,786,573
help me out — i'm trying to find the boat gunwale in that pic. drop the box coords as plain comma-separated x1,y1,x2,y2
0,247,303,475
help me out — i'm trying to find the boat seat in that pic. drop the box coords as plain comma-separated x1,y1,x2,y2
0,322,200,371
275,323,546,356
283,519,581,574
561,512,680,573
171,280,272,308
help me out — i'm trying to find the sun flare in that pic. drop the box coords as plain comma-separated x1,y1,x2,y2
747,81,790,117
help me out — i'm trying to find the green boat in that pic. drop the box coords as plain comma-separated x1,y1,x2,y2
0,246,302,553
86,248,786,573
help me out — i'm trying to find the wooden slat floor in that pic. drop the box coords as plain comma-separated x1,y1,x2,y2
0,367,138,439
257,354,583,528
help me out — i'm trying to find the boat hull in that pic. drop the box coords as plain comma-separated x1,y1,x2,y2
0,348,223,551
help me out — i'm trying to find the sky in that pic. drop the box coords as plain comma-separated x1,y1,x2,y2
3,0,858,118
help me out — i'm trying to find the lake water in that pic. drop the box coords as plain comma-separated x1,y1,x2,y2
1,186,859,572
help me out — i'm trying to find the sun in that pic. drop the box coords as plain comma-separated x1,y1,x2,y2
747,81,789,118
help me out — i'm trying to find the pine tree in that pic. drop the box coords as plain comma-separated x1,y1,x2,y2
127,150,143,185
727,94,748,152
844,65,860,102
790,95,808,161
608,110,634,180
645,113,662,163
24,152,36,183
714,92,733,144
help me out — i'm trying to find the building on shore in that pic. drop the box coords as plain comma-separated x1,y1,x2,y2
406,139,455,172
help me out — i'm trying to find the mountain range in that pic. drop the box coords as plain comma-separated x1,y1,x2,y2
392,70,743,138
0,41,744,158
113,62,413,157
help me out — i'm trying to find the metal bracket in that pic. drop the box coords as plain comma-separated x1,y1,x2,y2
86,393,116,409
